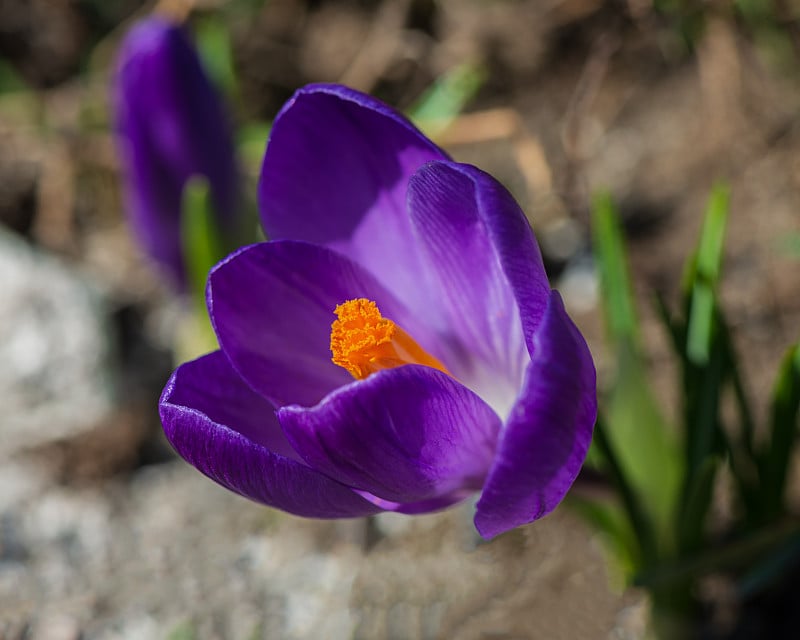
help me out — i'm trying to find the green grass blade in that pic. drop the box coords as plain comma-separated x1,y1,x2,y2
683,322,726,480
719,317,757,460
694,183,729,284
237,121,272,174
759,343,800,519
591,414,658,566
195,16,238,98
607,345,682,551
675,185,731,550
708,313,765,525
676,316,726,553
178,178,223,359
592,192,639,345
409,63,486,138
685,183,729,365
592,194,682,550
181,177,224,313
686,284,715,365
677,455,719,552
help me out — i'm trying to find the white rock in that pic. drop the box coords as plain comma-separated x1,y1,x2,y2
0,228,114,453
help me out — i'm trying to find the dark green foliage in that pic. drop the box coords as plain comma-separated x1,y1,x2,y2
582,184,800,627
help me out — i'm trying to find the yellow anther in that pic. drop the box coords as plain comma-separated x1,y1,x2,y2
330,298,450,380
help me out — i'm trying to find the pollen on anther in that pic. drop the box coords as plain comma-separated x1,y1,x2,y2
330,297,451,381
330,298,396,377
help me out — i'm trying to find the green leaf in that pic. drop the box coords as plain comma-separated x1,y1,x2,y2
181,177,224,310
195,16,237,98
683,183,728,290
606,344,683,553
409,63,486,138
179,178,222,358
677,455,719,552
684,183,729,365
656,292,750,481
237,121,272,174
671,185,732,551
759,343,800,519
591,194,682,552
590,414,658,567
681,318,726,487
686,284,715,365
719,316,757,461
708,313,765,526
674,313,727,554
592,192,639,345
694,183,729,282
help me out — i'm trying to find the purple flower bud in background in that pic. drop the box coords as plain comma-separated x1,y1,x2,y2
159,84,597,539
113,16,239,290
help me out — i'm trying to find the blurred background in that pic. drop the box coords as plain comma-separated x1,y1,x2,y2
1,0,800,638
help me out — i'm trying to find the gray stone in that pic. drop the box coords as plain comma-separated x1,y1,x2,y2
0,228,115,454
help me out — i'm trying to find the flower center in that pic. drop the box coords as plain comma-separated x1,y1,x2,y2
330,298,449,380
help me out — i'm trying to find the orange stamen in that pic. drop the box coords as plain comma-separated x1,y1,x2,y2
330,298,450,380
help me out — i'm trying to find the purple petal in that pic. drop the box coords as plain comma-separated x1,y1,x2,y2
408,161,550,351
208,240,455,408
114,17,239,288
160,350,384,518
474,291,597,539
258,84,448,323
406,160,551,416
278,365,501,504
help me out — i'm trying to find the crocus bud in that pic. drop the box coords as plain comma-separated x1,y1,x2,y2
113,16,239,290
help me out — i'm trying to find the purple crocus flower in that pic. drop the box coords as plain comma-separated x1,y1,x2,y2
159,84,596,538
113,16,239,290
